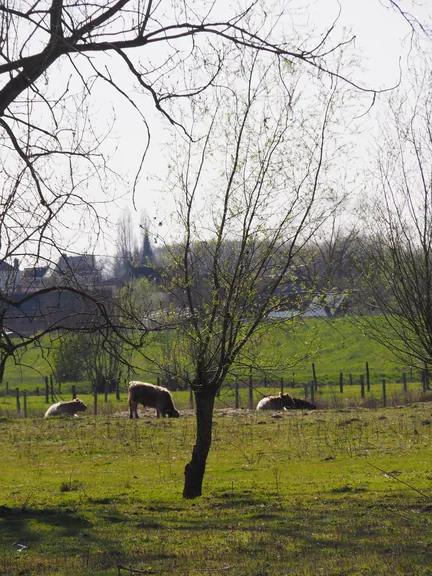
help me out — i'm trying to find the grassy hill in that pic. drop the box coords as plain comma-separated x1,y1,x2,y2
1,316,413,393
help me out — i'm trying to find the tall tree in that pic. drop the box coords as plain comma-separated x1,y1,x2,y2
157,52,354,498
357,72,432,375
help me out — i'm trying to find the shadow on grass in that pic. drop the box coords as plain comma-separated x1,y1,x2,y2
0,504,93,544
1,492,432,575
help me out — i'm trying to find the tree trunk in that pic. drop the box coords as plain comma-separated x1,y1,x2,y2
183,386,216,499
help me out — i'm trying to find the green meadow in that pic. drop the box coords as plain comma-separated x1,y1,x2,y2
1,405,432,575
1,317,413,394
1,317,432,575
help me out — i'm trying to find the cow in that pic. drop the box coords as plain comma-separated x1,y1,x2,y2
256,392,316,411
44,398,87,418
128,381,180,419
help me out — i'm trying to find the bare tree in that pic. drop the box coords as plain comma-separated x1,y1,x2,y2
155,52,353,498
1,1,375,382
357,72,432,374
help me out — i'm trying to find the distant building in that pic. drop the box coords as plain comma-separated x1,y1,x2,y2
18,266,50,293
0,259,21,293
54,254,102,288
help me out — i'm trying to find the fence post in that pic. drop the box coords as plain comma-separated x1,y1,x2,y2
304,384,308,399
116,379,120,401
280,377,284,395
366,362,370,392
45,376,49,403
50,375,54,402
93,388,98,415
235,381,239,409
349,373,353,386
104,380,109,403
403,372,407,394
23,390,27,418
312,363,318,391
36,387,39,397
72,385,76,400
249,368,253,410
16,387,20,415
292,372,295,387
360,374,365,399
5,382,8,397
382,379,387,407
310,380,315,404
339,372,344,394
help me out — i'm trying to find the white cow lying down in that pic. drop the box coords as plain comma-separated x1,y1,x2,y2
45,398,87,418
128,381,180,419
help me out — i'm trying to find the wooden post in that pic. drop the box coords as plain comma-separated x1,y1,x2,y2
304,384,308,399
349,373,353,386
339,372,344,394
280,377,284,395
116,379,120,401
45,376,49,403
360,374,365,399
310,380,315,404
157,377,161,387
50,376,54,402
72,385,76,400
425,366,430,391
36,387,39,397
235,381,239,409
292,372,295,387
312,363,318,391
403,372,407,394
23,390,27,418
422,370,427,393
93,389,98,415
382,379,387,407
104,379,109,402
249,368,253,409
366,362,370,392
5,382,8,397
16,388,20,415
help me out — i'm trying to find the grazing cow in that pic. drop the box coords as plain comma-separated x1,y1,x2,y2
44,398,87,418
128,381,180,419
256,392,316,411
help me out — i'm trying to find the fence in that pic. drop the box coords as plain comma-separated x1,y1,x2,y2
1,363,431,417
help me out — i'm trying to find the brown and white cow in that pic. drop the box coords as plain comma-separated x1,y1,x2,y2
128,381,180,419
256,392,316,411
44,398,87,418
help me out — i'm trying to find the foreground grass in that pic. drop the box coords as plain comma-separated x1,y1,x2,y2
1,404,432,575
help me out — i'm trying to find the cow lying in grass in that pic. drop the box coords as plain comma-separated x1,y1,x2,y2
45,398,87,418
128,381,180,419
256,392,316,411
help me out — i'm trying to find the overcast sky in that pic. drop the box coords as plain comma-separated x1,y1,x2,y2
99,0,424,255
2,1,429,264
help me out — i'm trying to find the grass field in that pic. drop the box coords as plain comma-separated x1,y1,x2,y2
2,317,431,574
1,403,432,575
1,316,416,395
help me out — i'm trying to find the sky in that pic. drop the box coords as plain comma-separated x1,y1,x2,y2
103,0,422,250
2,0,430,266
